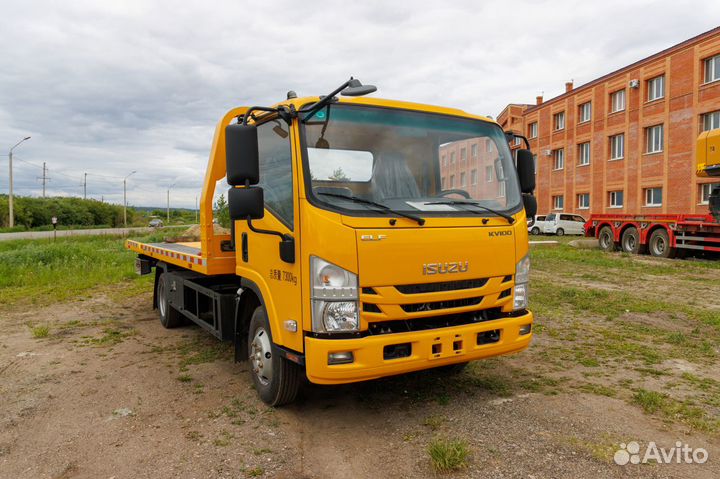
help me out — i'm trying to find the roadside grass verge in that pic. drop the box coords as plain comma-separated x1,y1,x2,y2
427,437,469,473
0,230,170,308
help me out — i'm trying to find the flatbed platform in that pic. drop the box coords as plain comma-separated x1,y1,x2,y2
126,239,236,275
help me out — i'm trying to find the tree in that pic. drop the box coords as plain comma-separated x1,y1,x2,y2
214,193,230,228
328,167,349,181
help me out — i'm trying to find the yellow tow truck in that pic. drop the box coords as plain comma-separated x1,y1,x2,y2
127,78,538,405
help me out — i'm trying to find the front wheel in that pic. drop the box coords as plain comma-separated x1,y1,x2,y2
598,226,615,252
556,228,565,236
248,306,302,406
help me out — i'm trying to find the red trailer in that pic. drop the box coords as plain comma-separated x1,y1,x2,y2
585,213,720,258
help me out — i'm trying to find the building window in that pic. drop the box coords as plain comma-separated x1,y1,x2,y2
514,136,522,146
610,90,626,113
579,102,591,123
460,148,466,161
644,187,662,207
704,54,720,83
441,177,446,189
700,183,720,204
450,152,455,164
498,181,506,198
532,154,537,174
577,193,590,209
460,172,466,187
485,166,493,182
471,169,478,185
471,144,478,158
441,155,446,167
553,148,565,170
647,75,665,101
529,122,538,138
646,124,663,154
701,110,720,132
609,190,624,208
578,142,591,166
610,133,624,160
553,111,565,130
552,195,564,210
449,175,455,188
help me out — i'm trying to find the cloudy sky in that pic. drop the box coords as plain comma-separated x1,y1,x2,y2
1,1,718,208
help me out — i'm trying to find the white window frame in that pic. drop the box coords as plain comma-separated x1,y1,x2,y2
532,154,537,174
553,148,565,170
498,181,506,198
552,195,564,210
702,110,720,132
610,90,626,113
646,124,663,154
553,111,565,131
450,151,455,164
644,187,662,207
579,102,591,123
485,166,493,183
578,142,591,166
610,134,624,160
577,193,590,209
449,175,455,188
647,75,665,102
704,54,720,84
609,190,624,208
471,143,478,158
460,148,466,161
470,169,477,185
513,137,522,146
460,171,466,187
529,122,538,139
700,183,720,204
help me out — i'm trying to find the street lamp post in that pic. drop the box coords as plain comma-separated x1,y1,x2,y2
123,170,136,227
7,136,31,228
167,182,176,223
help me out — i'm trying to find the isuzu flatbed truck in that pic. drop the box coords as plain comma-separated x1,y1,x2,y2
127,78,538,405
585,130,720,259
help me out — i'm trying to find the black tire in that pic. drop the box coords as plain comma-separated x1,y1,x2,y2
556,228,565,236
530,227,540,235
598,226,615,252
248,306,301,406
157,273,183,328
437,362,469,374
621,227,642,255
648,229,676,259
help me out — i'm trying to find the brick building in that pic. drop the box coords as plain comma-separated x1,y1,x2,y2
497,27,720,217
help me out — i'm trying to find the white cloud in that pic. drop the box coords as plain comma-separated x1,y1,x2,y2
1,0,718,207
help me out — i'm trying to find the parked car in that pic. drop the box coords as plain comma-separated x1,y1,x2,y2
528,215,547,235
148,219,164,228
542,213,586,236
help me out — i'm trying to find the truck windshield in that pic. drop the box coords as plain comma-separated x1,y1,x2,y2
300,103,522,218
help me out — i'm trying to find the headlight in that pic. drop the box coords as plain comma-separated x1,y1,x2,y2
311,256,359,332
513,254,530,311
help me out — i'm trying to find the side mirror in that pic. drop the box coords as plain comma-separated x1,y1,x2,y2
516,149,535,194
228,187,264,220
522,193,537,219
226,124,259,186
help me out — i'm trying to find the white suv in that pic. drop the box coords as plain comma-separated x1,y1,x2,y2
542,213,586,236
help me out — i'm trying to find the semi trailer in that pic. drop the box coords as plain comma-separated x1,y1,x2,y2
585,129,720,258
127,78,538,405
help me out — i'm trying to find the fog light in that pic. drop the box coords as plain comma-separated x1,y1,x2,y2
328,351,354,365
519,323,532,335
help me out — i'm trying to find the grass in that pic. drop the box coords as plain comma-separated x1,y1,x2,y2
427,437,470,473
31,324,50,338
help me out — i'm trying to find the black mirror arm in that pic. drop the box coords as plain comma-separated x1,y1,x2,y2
247,217,292,242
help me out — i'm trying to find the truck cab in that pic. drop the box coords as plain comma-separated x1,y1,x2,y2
129,79,537,405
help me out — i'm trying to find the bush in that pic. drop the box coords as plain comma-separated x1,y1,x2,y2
0,195,137,229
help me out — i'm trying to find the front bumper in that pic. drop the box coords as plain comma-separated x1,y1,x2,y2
304,310,533,384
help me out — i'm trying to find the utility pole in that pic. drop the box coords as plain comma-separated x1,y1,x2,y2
7,136,31,228
167,182,176,223
37,162,50,197
123,170,137,227
83,173,87,200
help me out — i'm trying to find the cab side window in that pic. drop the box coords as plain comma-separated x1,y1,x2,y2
257,121,294,229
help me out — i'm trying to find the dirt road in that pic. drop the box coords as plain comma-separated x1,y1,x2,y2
1,281,718,479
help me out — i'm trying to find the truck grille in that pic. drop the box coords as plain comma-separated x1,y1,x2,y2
400,296,483,313
395,278,488,294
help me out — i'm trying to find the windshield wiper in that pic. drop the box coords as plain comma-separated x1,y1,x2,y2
317,192,426,226
425,200,515,224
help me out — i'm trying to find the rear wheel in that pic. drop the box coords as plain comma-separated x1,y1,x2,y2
621,227,641,254
648,229,676,258
530,227,540,235
556,228,565,236
157,273,183,328
598,226,615,252
248,306,301,406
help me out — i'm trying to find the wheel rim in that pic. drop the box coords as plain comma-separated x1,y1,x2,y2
600,232,611,249
158,278,167,317
653,236,666,255
557,229,564,236
625,235,636,251
250,327,273,386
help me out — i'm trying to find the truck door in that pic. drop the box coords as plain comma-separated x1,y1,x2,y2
234,119,303,354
